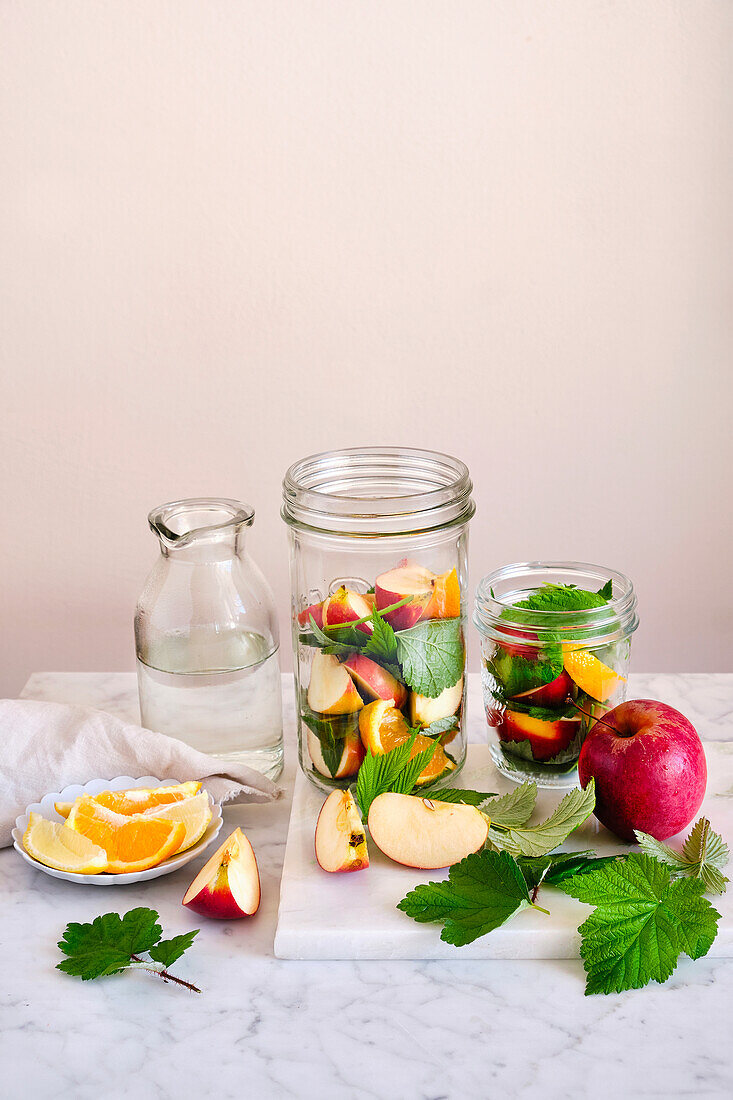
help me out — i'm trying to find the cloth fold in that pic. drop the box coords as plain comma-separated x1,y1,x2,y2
1,698,280,846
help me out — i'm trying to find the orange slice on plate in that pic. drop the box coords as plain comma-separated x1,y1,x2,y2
23,812,108,874
55,781,201,819
142,792,212,853
66,797,186,873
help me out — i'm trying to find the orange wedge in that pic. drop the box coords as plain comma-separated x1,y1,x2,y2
142,792,212,853
66,797,186,873
358,700,455,785
424,568,461,620
55,781,201,819
562,646,625,703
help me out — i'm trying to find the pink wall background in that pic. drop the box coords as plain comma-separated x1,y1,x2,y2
2,2,732,697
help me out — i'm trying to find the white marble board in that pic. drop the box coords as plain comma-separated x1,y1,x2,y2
275,741,733,960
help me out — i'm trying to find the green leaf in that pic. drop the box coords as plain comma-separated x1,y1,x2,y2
488,780,596,857
421,715,459,739
299,697,359,742
390,741,438,795
480,782,537,827
396,618,464,698
149,931,199,968
559,854,721,995
636,817,729,895
363,611,402,678
397,849,535,946
57,908,162,981
498,721,587,768
355,731,420,818
513,583,610,614
306,615,364,657
597,579,613,600
516,851,624,893
502,698,578,721
487,647,563,699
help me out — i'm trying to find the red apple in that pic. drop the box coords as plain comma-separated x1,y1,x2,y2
182,828,260,919
321,587,374,634
499,708,580,761
578,699,707,841
367,792,488,869
342,652,408,708
315,790,369,872
511,670,572,708
497,629,540,659
307,652,363,716
297,601,324,629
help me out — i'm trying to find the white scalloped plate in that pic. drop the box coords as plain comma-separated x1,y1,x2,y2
12,775,223,885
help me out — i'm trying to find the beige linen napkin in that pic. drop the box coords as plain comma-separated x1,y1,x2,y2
1,698,280,846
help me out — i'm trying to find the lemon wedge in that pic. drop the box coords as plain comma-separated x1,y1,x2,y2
23,812,108,874
142,792,213,853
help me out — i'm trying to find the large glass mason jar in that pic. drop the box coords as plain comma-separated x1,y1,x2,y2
474,561,639,787
282,448,475,792
135,498,284,780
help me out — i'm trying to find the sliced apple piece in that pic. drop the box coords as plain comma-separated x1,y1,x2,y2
321,587,374,634
367,792,488,869
499,709,581,761
409,677,463,727
343,653,407,708
182,828,260,919
297,601,324,629
511,669,572,708
307,728,365,779
307,652,364,716
315,790,369,873
375,559,435,631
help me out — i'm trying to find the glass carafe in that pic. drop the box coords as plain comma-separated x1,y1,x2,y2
135,498,284,780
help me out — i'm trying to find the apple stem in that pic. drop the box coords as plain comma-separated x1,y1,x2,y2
129,955,201,993
568,699,618,736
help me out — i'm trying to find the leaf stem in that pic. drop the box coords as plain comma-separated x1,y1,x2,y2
129,955,201,993
323,594,413,632
530,902,550,916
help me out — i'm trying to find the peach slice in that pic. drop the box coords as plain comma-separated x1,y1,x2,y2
182,828,260,919
409,678,463,728
343,652,408,708
367,792,489,868
307,728,365,779
307,652,364,716
315,790,369,873
321,587,374,634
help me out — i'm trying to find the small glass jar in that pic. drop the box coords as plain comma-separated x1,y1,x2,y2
282,447,475,792
474,561,639,787
135,498,284,780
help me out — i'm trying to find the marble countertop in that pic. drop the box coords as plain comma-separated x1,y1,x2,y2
3,671,733,1100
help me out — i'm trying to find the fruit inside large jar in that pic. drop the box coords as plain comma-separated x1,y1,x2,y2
297,558,467,789
483,581,630,772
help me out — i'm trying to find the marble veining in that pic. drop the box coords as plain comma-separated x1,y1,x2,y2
1,671,731,1100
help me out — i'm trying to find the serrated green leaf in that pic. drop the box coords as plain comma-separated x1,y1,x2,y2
489,780,596,857
390,741,438,795
558,854,721,994
480,782,537,827
421,715,459,739
149,930,199,968
597,579,613,600
515,850,617,893
419,787,496,807
397,849,534,946
636,817,729,895
487,648,563,699
363,610,401,677
57,908,162,981
355,731,419,818
396,618,464,698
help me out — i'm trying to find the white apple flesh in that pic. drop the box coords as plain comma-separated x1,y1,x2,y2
315,789,369,873
182,828,260,919
409,678,463,727
307,651,363,715
367,792,489,869
343,652,408,708
307,728,364,779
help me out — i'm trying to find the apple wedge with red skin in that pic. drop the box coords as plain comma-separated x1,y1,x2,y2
321,587,374,635
578,699,707,841
297,601,324,630
315,790,369,873
182,828,260,919
375,560,435,631
499,709,581,762
307,652,363,716
510,669,572,709
367,792,489,869
409,677,463,727
307,728,365,779
343,652,408,708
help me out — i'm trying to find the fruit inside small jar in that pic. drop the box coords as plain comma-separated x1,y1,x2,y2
296,558,466,787
484,582,627,770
